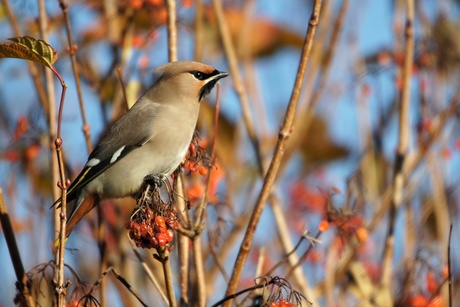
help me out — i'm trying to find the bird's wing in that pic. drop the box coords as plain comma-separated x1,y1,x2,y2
53,101,159,206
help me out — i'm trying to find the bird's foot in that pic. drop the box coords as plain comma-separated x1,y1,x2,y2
143,174,167,189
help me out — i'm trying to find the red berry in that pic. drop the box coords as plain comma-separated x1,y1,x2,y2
166,229,174,242
156,233,168,246
140,223,149,237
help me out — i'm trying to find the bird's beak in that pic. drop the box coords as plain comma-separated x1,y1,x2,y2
210,70,229,82
217,71,229,79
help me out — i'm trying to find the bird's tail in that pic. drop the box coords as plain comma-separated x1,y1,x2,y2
54,193,100,247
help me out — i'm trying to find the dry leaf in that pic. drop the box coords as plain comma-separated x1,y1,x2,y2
0,36,58,68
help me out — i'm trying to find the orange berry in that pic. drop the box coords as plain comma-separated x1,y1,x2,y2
442,265,449,278
132,34,144,48
182,0,193,7
318,220,329,232
130,0,143,9
198,165,208,176
138,55,149,70
189,143,196,155
308,250,323,263
148,0,163,5
441,148,451,159
25,144,40,161
377,51,392,66
155,215,166,226
356,227,369,243
331,186,341,194
408,295,428,307
427,295,443,307
455,139,460,151
426,272,438,294
14,116,29,139
187,161,196,171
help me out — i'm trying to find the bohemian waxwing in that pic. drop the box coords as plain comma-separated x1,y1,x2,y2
54,61,228,238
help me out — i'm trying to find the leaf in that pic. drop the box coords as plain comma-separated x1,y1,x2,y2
0,36,58,68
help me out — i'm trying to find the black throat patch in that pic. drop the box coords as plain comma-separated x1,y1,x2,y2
197,69,223,101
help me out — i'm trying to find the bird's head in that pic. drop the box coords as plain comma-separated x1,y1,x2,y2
151,61,228,103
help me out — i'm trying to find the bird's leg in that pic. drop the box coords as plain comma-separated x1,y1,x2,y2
143,174,167,190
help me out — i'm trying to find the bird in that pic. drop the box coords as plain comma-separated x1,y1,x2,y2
54,61,228,238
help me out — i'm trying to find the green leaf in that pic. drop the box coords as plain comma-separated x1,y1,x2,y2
0,36,58,68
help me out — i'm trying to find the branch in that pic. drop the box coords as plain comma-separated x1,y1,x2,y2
381,0,415,291
222,1,323,303
211,0,264,174
0,188,35,307
166,0,178,62
58,0,93,153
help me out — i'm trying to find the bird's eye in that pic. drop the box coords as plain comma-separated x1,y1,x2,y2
192,71,205,80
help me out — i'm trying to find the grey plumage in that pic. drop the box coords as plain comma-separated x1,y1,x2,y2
55,61,228,237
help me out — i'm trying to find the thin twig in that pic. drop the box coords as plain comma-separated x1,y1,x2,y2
166,0,178,62
195,83,221,228
85,266,148,307
264,235,306,277
269,194,317,303
285,232,321,280
382,0,414,291
448,224,453,307
193,237,206,307
116,67,130,110
97,205,107,307
211,0,319,301
156,250,177,307
279,0,349,173
222,1,323,303
178,232,190,304
58,0,93,153
173,172,192,303
0,188,35,307
194,0,204,62
37,2,63,303
164,2,179,306
56,5,104,301
127,234,168,304
308,0,349,111
211,0,264,174
53,79,69,307
206,221,230,283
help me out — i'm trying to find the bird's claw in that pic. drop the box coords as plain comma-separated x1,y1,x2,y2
143,174,167,189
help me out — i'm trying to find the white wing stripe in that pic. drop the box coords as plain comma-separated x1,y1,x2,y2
86,158,100,167
110,146,126,163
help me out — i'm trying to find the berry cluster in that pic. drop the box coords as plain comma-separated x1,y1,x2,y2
125,205,179,249
182,132,212,176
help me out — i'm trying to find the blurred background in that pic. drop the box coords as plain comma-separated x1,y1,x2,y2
0,0,459,306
